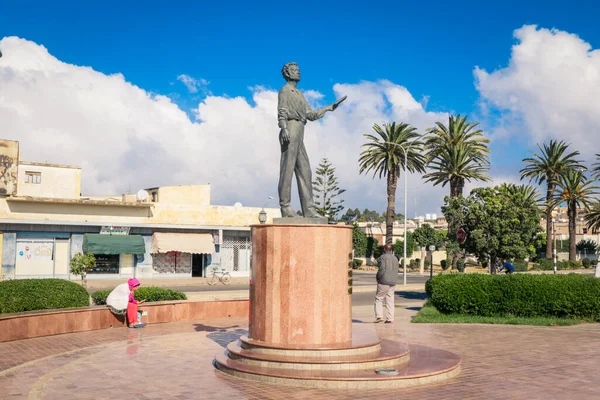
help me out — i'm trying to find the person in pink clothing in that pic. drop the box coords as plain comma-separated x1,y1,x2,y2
127,278,146,328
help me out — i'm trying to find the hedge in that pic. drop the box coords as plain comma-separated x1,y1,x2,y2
352,259,363,269
0,279,90,314
92,286,187,305
533,258,582,271
427,273,600,320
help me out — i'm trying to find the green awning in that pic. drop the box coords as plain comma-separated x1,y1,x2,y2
83,234,145,255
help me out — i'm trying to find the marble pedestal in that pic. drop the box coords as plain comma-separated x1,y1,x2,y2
214,223,461,388
249,223,353,346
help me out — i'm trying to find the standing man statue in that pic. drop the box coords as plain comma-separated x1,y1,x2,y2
277,62,346,218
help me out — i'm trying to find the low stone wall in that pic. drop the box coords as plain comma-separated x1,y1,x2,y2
0,299,249,343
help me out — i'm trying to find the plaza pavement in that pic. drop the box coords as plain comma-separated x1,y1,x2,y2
1,289,599,399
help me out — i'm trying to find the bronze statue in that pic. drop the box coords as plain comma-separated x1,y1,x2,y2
277,62,346,218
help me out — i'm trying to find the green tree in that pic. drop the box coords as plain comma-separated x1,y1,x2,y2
340,208,360,224
360,208,385,223
442,185,542,272
70,252,96,287
312,158,346,221
359,122,426,244
424,115,491,199
585,201,600,235
423,115,491,266
592,153,600,179
520,140,584,258
392,232,417,258
412,224,446,275
352,223,368,257
576,239,598,253
550,170,598,261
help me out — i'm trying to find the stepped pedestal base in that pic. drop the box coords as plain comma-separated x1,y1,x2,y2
214,331,460,389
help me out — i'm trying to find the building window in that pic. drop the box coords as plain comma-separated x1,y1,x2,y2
25,171,41,184
89,254,120,274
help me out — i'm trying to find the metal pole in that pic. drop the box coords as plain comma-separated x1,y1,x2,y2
403,148,407,286
553,218,557,274
429,250,433,280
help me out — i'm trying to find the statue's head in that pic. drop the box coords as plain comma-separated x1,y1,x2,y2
281,62,300,82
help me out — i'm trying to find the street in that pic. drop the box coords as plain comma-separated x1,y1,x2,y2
165,271,430,293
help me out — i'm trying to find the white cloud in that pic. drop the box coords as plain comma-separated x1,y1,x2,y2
177,74,210,94
0,36,456,216
475,25,600,159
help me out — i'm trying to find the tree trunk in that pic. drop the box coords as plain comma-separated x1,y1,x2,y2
449,178,465,269
419,247,425,275
545,182,555,259
449,177,465,199
568,201,576,261
386,168,398,245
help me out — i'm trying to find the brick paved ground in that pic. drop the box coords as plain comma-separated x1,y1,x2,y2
1,301,599,399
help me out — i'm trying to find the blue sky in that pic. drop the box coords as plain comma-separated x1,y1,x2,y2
1,1,599,214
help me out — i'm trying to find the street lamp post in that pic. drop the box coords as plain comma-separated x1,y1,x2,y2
377,141,410,286
552,218,557,274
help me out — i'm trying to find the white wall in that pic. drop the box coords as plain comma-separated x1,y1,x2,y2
17,163,81,199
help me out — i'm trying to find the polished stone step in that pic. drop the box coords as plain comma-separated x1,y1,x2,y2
238,333,381,358
227,339,410,371
214,343,461,389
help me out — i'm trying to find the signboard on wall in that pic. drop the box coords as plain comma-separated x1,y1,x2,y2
17,240,54,261
100,226,130,235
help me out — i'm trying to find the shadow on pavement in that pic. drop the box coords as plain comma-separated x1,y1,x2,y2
193,323,242,332
206,328,249,347
395,291,427,300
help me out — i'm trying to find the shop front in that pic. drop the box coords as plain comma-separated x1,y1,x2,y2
82,233,146,279
15,233,70,279
150,232,215,277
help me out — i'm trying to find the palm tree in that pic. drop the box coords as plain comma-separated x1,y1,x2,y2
551,170,598,261
501,183,540,208
584,201,600,234
423,115,491,198
592,153,600,179
359,122,426,245
520,140,584,259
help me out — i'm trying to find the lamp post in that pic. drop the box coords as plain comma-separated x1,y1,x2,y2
377,141,410,286
428,245,436,280
258,196,274,224
552,217,557,274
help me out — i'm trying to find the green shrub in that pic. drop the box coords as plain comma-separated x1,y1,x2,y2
374,245,384,259
513,259,529,272
582,258,591,268
0,279,90,313
533,258,554,271
457,259,466,272
558,260,582,270
440,259,450,271
352,223,368,257
91,286,187,305
428,273,600,320
424,259,431,270
91,289,111,305
425,278,434,298
352,259,363,269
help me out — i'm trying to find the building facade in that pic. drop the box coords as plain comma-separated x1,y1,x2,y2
0,140,280,280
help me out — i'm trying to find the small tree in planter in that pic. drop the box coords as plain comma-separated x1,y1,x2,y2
70,252,96,287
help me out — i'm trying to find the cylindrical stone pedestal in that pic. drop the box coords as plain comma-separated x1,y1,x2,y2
249,223,353,347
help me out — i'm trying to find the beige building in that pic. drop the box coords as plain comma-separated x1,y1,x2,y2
0,139,280,280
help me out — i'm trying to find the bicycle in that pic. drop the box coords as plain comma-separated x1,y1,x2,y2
207,268,232,286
